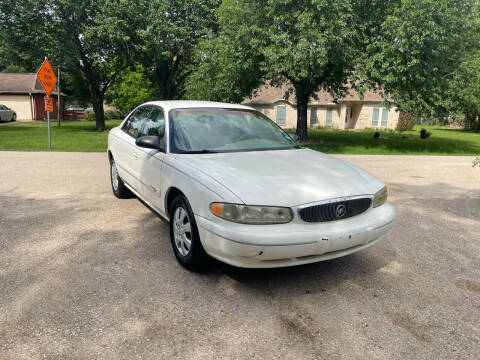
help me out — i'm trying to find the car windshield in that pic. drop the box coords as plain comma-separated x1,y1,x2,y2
169,108,298,153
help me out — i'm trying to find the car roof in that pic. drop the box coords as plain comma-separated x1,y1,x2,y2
142,100,254,112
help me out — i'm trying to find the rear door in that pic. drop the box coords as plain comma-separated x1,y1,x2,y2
137,106,167,212
113,105,152,192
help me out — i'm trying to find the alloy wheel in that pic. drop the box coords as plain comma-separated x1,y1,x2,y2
173,206,192,256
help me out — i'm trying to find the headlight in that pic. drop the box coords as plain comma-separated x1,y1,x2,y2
210,203,293,224
372,186,388,208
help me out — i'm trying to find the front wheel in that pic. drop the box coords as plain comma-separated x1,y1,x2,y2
11,114,16,122
110,158,132,198
169,194,209,271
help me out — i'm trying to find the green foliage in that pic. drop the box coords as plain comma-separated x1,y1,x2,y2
105,67,155,114
86,111,95,122
187,0,357,140
135,0,221,100
104,110,123,120
396,112,416,131
447,50,480,130
359,0,478,116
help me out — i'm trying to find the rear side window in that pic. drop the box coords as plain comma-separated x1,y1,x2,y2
122,106,151,138
141,106,165,138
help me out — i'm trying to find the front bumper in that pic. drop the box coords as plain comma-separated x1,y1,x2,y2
196,203,395,268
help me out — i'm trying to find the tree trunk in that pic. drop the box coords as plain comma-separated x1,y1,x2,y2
93,93,105,131
69,20,106,130
294,85,310,141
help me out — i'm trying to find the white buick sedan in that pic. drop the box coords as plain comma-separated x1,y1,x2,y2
108,101,395,270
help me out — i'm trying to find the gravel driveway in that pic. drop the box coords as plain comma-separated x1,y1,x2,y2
0,152,479,359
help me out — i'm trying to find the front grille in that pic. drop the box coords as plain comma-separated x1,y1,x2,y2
298,197,372,223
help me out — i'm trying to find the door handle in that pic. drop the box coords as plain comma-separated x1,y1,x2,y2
132,153,139,160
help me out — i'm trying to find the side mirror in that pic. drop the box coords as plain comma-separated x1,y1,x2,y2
135,136,165,152
288,133,299,143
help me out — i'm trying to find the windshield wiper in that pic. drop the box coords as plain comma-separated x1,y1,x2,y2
181,149,219,154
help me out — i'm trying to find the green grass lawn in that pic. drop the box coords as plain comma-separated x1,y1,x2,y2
0,120,122,152
304,125,480,155
0,121,478,155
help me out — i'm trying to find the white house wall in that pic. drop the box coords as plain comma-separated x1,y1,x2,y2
251,102,399,130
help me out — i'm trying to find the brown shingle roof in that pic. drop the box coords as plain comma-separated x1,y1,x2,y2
0,73,60,95
243,83,387,105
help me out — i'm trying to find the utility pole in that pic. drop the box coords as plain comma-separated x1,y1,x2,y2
57,66,61,127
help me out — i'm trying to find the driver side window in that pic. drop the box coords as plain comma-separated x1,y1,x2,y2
141,106,165,138
122,106,151,138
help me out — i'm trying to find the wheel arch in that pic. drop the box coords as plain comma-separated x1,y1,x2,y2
165,186,186,215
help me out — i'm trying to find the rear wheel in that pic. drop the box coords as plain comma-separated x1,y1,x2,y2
110,157,131,198
169,194,209,271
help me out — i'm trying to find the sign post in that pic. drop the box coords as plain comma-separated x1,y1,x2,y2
36,58,57,150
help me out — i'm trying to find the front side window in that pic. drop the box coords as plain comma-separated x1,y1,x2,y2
141,106,165,138
275,105,286,125
122,106,151,138
169,108,298,154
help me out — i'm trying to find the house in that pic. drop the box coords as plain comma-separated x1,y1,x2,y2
242,83,399,130
0,73,62,121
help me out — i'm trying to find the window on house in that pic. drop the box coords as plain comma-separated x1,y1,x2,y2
310,108,317,125
275,105,286,125
381,108,388,127
326,109,333,125
372,108,389,127
372,108,379,127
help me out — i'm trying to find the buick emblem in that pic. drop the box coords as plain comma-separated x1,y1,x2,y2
335,204,347,218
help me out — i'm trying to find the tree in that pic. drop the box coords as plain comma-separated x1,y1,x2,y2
187,0,356,141
105,66,155,114
358,0,478,117
132,0,220,100
49,0,149,130
447,50,480,130
0,0,144,129
188,0,478,141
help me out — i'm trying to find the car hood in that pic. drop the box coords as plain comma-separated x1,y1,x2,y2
174,148,384,207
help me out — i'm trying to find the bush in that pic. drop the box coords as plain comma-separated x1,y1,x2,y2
420,128,431,139
104,109,123,120
396,112,416,131
86,111,95,121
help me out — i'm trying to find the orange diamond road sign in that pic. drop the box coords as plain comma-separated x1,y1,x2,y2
36,58,57,96
45,96,54,112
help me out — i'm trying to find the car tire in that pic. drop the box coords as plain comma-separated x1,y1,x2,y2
11,114,16,122
109,157,132,199
169,194,209,271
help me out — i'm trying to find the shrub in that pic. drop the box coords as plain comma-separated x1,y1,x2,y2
86,111,95,121
420,128,431,139
104,109,123,120
396,112,416,131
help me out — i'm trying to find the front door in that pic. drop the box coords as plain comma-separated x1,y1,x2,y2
115,105,152,192
136,106,167,213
